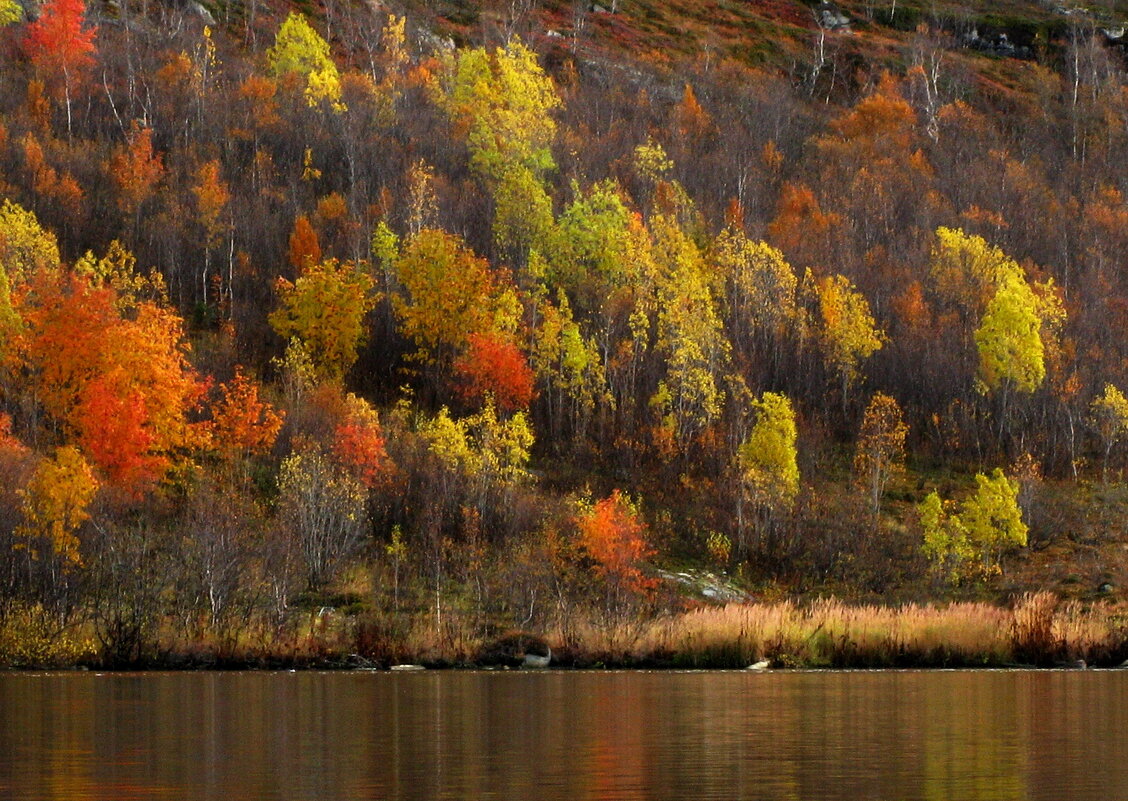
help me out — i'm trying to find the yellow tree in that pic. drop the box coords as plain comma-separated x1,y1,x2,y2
439,39,560,182
1090,384,1128,483
714,225,798,375
0,199,61,283
436,39,560,261
278,442,367,589
931,227,1065,453
929,226,1019,321
854,392,908,516
812,272,885,397
650,214,729,452
736,391,798,557
0,263,18,366
269,259,377,382
531,291,608,444
975,269,1045,395
0,0,22,25
420,402,534,492
921,468,1026,582
392,229,502,368
17,445,98,568
16,445,99,611
415,401,534,606
266,11,344,110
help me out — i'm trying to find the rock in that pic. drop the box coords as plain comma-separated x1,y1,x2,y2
389,664,425,671
419,30,455,53
523,648,552,668
345,653,376,669
746,660,771,671
1054,659,1086,670
477,631,552,668
188,1,215,25
815,2,850,31
963,28,1032,59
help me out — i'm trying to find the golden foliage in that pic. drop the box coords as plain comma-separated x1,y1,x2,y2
269,259,377,381
17,445,98,568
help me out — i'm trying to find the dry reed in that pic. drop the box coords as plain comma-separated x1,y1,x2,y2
616,595,1126,668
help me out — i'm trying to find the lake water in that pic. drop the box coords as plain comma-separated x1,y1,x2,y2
0,669,1126,800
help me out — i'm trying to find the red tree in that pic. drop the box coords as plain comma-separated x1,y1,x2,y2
75,368,160,491
23,0,96,136
578,490,656,597
453,331,535,413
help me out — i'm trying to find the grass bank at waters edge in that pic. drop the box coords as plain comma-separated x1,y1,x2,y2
3,592,1126,670
622,593,1125,669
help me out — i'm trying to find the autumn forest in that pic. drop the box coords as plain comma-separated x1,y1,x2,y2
2,0,1128,668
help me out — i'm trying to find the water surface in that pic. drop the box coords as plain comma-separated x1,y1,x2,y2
1,669,1125,800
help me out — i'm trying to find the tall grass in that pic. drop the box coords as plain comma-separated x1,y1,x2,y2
3,594,1124,670
605,593,1128,669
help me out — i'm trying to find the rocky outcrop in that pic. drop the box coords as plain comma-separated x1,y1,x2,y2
962,28,1034,59
815,2,850,32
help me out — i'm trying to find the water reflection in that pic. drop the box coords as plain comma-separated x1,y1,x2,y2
1,670,1126,800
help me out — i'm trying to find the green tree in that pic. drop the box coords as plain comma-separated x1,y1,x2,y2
492,163,555,262
550,179,633,312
